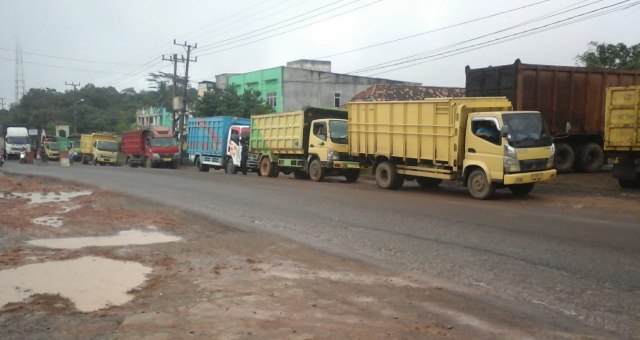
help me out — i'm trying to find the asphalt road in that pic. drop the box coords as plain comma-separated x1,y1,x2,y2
3,160,639,337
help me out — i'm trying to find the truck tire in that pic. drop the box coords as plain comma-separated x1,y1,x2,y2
259,157,272,177
225,159,238,174
195,157,209,172
575,143,605,173
554,143,574,173
294,170,309,180
467,168,494,200
344,169,360,183
308,159,325,182
508,183,535,197
145,157,153,169
416,177,442,188
375,161,402,190
82,154,89,165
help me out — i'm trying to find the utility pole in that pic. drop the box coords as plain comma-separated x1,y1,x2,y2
65,82,81,135
173,39,197,142
0,98,5,110
65,81,80,92
162,53,185,137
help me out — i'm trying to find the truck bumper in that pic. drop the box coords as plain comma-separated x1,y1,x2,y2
95,157,117,165
503,169,556,185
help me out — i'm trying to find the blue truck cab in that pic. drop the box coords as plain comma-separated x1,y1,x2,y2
187,116,250,174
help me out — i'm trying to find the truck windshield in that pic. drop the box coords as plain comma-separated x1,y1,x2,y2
96,141,118,152
503,113,553,148
6,136,29,144
329,120,348,144
150,138,177,147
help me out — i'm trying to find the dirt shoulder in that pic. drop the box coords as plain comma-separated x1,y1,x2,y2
0,172,618,339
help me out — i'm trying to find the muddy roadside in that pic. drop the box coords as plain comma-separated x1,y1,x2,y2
0,172,618,339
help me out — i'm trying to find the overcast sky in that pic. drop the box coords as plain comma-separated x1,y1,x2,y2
0,0,638,106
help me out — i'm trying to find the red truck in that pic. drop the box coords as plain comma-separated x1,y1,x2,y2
122,127,180,169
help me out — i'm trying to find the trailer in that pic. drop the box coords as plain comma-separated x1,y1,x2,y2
465,59,640,172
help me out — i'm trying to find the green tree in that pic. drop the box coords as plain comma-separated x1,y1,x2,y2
195,86,274,118
576,41,640,69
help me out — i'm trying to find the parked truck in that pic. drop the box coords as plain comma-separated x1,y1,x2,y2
122,127,180,168
43,137,60,160
187,116,250,174
465,59,640,173
348,97,557,199
604,86,640,188
4,126,30,160
80,133,119,165
248,106,361,181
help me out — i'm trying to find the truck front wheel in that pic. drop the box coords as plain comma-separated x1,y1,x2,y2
145,157,153,168
467,169,494,199
225,158,238,174
508,183,535,197
375,161,402,190
308,159,325,182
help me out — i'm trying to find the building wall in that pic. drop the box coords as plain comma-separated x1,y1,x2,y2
227,67,284,112
282,67,419,111
136,107,173,129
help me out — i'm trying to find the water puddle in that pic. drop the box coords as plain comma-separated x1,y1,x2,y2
27,229,182,249
8,191,92,204
0,256,152,312
32,216,64,228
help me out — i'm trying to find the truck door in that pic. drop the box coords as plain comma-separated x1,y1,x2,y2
465,117,504,181
309,121,328,161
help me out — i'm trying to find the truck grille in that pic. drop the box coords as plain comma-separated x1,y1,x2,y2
338,152,351,161
520,159,547,172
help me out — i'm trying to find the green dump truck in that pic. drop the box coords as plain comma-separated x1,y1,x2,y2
248,106,361,182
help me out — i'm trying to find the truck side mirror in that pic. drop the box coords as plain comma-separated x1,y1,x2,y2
500,125,510,138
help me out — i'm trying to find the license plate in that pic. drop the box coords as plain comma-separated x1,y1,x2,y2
163,158,172,162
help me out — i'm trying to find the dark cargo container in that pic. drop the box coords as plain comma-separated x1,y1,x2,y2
465,59,640,172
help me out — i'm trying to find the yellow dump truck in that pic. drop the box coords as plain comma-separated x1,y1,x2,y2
248,106,361,181
604,86,640,188
348,97,557,199
80,133,119,165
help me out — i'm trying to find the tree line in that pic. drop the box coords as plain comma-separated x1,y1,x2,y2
0,74,272,136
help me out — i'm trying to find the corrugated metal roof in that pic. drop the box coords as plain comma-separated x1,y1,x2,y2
351,84,465,102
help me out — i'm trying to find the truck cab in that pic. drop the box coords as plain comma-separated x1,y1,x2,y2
5,127,31,160
464,111,557,198
43,138,60,160
308,118,354,170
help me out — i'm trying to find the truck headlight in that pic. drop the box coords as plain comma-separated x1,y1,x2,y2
327,149,339,161
152,153,160,160
504,144,520,173
546,143,555,169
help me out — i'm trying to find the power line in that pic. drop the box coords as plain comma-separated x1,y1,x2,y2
349,0,631,75
360,0,640,77
197,0,381,57
313,0,552,60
